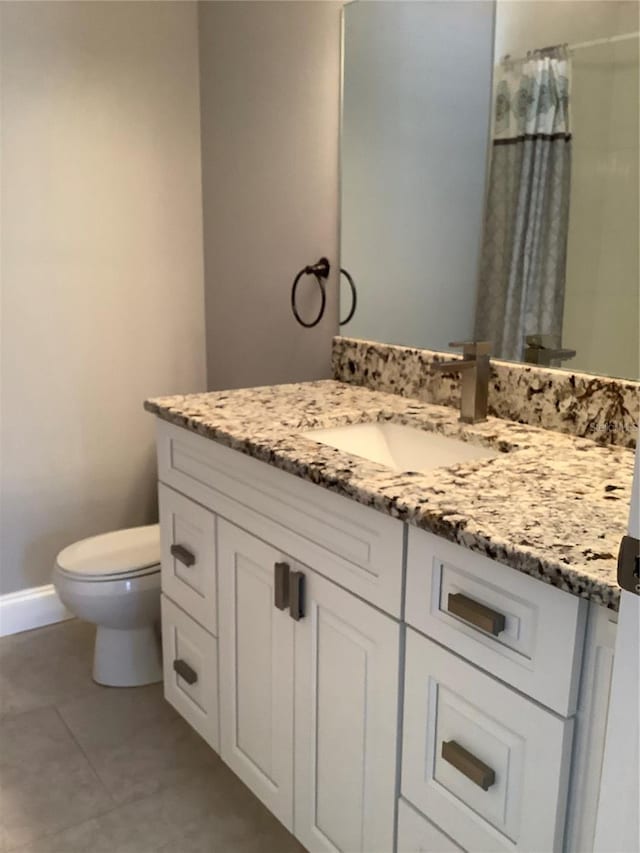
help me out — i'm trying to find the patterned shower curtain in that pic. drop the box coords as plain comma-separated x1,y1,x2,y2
475,49,572,362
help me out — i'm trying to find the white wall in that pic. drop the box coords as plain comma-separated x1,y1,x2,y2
563,29,639,379
0,1,207,595
340,1,495,352
198,1,341,391
494,0,638,58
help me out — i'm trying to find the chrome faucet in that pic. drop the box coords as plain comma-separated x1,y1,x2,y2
433,341,492,424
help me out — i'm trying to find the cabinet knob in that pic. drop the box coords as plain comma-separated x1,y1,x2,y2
442,739,495,791
447,592,505,636
173,658,198,685
274,562,290,610
170,544,196,567
289,571,305,621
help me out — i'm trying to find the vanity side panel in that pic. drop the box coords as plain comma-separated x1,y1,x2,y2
564,603,618,853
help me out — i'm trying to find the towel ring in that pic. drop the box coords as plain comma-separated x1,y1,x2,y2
291,258,330,328
339,267,357,326
290,259,358,328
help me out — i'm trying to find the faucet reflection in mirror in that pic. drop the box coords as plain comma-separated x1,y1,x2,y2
475,45,573,365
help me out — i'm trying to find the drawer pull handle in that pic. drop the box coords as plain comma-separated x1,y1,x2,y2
447,592,505,636
274,562,290,610
289,571,305,621
173,658,198,685
442,740,495,791
170,544,195,567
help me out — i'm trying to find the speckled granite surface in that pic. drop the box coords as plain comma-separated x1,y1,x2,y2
333,336,640,449
145,380,633,610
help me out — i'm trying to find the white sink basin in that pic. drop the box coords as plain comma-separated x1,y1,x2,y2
302,422,499,473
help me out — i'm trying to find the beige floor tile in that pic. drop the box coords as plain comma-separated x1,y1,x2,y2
57,682,177,753
7,819,107,853
1,623,303,853
0,620,103,718
155,766,305,853
8,779,209,853
159,817,305,853
59,685,218,805
11,765,303,853
0,708,114,849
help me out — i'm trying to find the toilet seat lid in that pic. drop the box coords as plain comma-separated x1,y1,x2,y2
56,524,160,579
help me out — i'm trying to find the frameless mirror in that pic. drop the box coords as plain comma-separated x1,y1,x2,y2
340,0,640,380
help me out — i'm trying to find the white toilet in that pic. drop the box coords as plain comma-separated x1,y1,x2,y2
53,524,162,687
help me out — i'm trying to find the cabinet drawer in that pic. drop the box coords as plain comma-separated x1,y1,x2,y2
159,483,217,635
402,629,573,852
397,799,462,853
406,528,586,716
156,420,404,616
162,595,219,753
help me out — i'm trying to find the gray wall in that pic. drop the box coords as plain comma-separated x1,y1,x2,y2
198,1,341,391
340,1,495,352
0,1,207,595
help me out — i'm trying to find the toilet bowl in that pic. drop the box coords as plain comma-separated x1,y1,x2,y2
53,524,162,687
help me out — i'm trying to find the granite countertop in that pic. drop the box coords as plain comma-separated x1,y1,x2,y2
145,380,634,611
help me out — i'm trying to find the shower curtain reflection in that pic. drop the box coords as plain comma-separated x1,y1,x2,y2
475,48,572,363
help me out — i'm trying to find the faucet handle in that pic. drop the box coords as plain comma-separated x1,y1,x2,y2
448,340,492,357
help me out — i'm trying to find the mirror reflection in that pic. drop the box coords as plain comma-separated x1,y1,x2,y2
340,0,640,380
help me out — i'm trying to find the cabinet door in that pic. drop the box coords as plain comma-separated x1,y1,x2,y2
293,564,400,853
218,520,295,830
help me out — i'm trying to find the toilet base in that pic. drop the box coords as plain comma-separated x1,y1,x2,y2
93,625,162,687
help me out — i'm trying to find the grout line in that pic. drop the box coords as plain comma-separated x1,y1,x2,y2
54,706,119,809
4,818,103,853
2,710,119,853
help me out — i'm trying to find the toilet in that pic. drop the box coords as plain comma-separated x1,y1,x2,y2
53,524,162,687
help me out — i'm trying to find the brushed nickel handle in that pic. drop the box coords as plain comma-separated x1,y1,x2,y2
447,592,505,637
170,544,195,567
442,740,495,791
173,658,198,685
274,562,290,610
289,571,305,621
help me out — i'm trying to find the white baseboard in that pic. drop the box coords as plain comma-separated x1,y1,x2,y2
0,584,73,638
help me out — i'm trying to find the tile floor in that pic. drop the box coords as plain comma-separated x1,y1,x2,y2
0,619,305,853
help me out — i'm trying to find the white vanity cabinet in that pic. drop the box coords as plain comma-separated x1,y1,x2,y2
401,527,616,853
154,420,617,853
156,422,402,852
